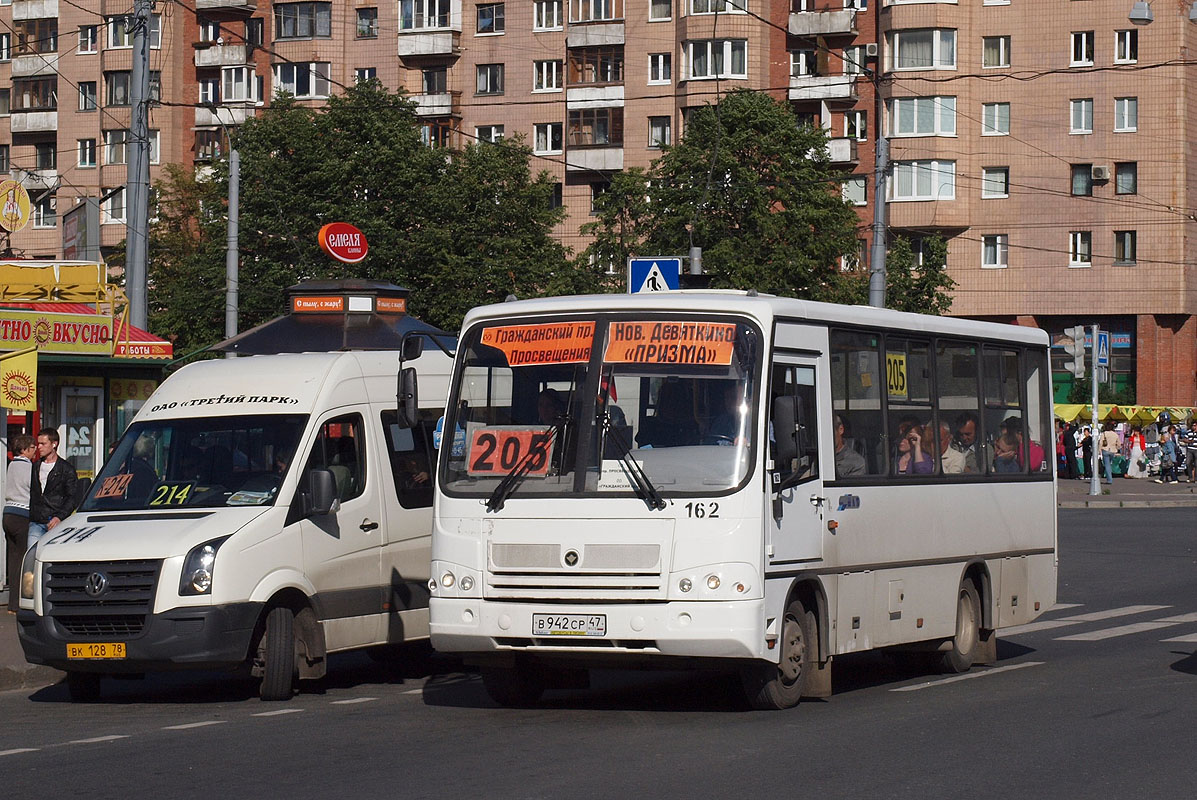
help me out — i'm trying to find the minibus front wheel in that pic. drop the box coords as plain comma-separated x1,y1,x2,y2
258,606,298,701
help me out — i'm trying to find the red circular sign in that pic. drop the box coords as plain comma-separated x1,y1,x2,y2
318,222,369,264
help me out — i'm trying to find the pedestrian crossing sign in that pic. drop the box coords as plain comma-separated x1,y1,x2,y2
628,257,682,294
1096,331,1110,367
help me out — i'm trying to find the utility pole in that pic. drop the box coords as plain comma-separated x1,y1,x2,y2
224,146,240,357
125,0,152,330
1089,324,1101,497
866,0,887,309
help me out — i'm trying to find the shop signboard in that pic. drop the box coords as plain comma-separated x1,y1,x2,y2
0,309,114,355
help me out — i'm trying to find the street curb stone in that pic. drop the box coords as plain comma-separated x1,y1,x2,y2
0,664,62,693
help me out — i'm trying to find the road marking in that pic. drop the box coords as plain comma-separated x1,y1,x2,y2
331,697,377,705
402,689,422,695
1003,605,1170,636
67,735,130,745
1160,632,1197,643
1156,612,1197,623
1051,603,1083,611
252,709,304,717
1055,621,1180,641
162,721,228,730
0,748,39,757
891,661,1044,692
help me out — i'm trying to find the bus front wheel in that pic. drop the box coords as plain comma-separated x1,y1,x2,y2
259,606,298,701
741,600,815,710
940,580,981,674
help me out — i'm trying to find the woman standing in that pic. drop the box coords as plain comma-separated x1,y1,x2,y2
1126,426,1147,479
4,434,35,613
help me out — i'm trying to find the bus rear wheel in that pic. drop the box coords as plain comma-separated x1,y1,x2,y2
940,580,981,674
481,664,545,708
741,600,814,710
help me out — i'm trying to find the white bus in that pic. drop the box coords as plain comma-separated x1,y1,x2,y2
429,292,1056,709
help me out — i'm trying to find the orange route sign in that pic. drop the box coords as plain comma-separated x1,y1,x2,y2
480,321,595,366
604,321,737,365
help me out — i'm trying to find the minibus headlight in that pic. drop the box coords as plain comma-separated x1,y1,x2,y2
20,543,37,600
180,536,231,596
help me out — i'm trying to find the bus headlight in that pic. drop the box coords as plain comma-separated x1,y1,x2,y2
459,575,474,591
679,578,692,593
706,574,721,590
179,536,231,596
441,571,456,588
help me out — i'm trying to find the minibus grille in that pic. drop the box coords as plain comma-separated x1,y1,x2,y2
487,543,664,599
44,560,160,636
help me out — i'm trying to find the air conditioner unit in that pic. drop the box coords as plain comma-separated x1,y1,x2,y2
1091,165,1111,181
865,42,879,58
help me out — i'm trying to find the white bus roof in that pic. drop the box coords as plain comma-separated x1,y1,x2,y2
461,292,1050,347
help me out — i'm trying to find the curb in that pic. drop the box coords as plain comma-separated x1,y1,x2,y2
1059,499,1197,509
0,664,62,693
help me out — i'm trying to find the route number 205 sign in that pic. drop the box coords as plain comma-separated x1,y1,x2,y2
466,426,556,477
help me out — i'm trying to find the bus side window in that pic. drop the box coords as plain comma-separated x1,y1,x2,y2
770,364,819,483
382,409,437,509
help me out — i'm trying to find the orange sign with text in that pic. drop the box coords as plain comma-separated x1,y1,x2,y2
292,296,345,313
480,321,595,366
604,321,737,365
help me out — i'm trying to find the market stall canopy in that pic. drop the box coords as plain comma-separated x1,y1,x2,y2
210,279,455,355
1054,404,1195,424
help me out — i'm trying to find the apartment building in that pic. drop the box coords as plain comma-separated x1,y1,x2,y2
1,0,1192,404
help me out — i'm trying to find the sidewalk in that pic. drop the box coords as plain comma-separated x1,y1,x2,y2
0,604,61,692
1057,474,1197,508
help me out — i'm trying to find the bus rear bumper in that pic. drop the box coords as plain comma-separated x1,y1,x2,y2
430,597,766,661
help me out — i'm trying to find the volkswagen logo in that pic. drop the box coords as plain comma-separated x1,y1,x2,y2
563,550,579,567
84,571,110,598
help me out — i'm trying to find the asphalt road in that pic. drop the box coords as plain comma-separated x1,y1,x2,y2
3,508,1197,799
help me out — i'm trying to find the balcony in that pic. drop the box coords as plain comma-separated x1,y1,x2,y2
411,91,461,117
788,9,856,36
827,137,858,164
195,0,256,10
566,85,624,108
12,0,57,21
10,53,59,78
10,111,57,133
788,75,857,102
565,146,624,173
195,105,255,126
194,43,249,67
13,167,56,190
397,29,461,57
566,23,624,48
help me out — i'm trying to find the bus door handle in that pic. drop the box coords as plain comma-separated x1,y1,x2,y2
360,519,379,532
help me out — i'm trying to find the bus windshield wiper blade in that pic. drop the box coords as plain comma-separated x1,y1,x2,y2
485,425,558,513
601,414,666,511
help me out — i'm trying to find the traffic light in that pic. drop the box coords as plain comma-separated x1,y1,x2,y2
1063,325,1087,378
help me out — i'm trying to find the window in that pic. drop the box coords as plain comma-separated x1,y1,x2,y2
16,19,57,54
535,122,564,153
688,39,748,79
891,96,956,137
1114,231,1136,265
105,15,160,49
690,0,744,12
892,29,956,70
105,72,130,106
401,0,451,28
982,234,1008,268
476,63,504,94
421,118,452,148
891,160,956,201
648,52,672,84
650,0,671,19
35,141,55,170
829,330,885,477
476,124,504,142
149,129,161,164
0,146,8,173
0,33,9,61
981,102,1010,135
534,60,562,91
381,410,437,510
569,47,624,84
0,89,7,115
842,176,866,206
355,67,377,83
356,7,378,37
846,109,866,141
1114,97,1137,132
422,67,447,94
982,36,1010,68
571,0,623,22
770,364,821,482
78,81,97,111
33,193,55,229
195,129,223,161
246,18,264,44
13,78,57,111
223,66,257,102
1115,162,1137,195
888,342,940,477
648,115,671,147
303,415,367,504
590,182,608,214
1070,98,1093,133
199,17,220,42
790,49,816,77
1070,164,1092,196
981,166,1009,198
568,108,624,146
1069,231,1092,267
105,130,129,165
477,3,505,33
1071,31,1094,66
199,77,219,105
274,62,331,98
78,25,97,53
550,182,563,209
274,3,332,38
1115,29,1137,63
534,0,564,29
935,341,981,475
78,138,96,168
843,45,866,75
103,188,125,224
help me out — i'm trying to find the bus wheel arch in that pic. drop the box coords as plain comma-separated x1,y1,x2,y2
785,578,832,698
957,560,998,666
941,565,989,674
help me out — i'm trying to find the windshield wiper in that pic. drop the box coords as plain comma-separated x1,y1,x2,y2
600,413,666,511
485,425,559,513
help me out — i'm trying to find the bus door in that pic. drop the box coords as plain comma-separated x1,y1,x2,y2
766,354,826,565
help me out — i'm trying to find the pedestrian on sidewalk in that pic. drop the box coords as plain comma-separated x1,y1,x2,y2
4,434,35,612
28,428,78,546
1062,422,1079,480
1126,426,1147,479
1079,425,1093,480
1100,422,1120,485
1155,430,1180,484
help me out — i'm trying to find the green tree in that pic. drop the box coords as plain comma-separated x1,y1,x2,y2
581,90,861,299
882,234,956,315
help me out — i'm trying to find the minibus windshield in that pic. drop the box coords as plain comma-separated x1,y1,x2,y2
80,414,308,511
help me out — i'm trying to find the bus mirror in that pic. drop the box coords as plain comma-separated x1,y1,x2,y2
773,395,800,466
303,468,339,517
402,335,424,362
396,366,419,428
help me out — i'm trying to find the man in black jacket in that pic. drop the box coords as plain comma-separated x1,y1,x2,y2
28,428,78,545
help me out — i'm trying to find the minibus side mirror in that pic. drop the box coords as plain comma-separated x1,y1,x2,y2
303,469,339,517
396,367,419,429
402,335,424,362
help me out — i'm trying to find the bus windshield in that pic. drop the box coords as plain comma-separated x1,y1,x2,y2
440,314,761,499
80,414,308,511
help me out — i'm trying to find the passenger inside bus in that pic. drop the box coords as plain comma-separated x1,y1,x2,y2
993,433,1021,473
706,382,744,445
893,418,934,475
833,414,867,478
636,380,700,448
